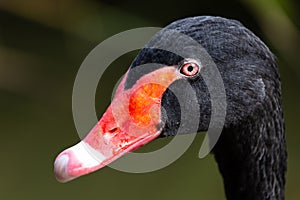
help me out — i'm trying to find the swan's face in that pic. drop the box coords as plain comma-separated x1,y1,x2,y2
54,16,278,183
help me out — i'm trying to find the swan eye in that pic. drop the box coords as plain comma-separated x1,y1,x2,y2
180,62,200,77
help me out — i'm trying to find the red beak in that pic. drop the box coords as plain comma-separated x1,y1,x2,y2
54,67,180,182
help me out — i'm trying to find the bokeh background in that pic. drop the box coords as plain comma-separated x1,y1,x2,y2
1,0,299,199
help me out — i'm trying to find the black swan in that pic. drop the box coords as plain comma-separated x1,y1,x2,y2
54,16,287,200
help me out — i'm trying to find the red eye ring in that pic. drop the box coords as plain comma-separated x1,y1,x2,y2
180,62,200,77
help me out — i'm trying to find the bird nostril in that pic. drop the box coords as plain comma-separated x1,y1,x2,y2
108,127,120,133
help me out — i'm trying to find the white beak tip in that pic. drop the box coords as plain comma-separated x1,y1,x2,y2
54,154,74,183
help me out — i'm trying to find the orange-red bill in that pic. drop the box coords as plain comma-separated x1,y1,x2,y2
54,67,180,183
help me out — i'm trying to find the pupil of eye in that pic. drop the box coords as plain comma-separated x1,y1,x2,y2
187,65,194,72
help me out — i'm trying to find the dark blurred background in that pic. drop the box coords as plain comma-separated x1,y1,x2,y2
0,0,299,199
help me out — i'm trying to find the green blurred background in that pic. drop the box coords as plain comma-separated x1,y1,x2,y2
0,0,299,199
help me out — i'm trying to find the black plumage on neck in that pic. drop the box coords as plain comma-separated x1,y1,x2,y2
214,97,286,200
